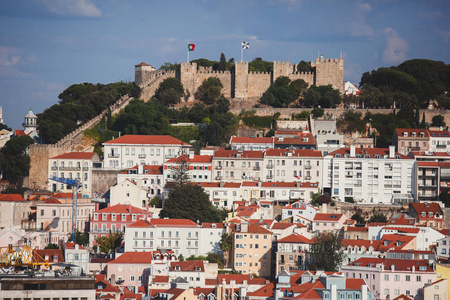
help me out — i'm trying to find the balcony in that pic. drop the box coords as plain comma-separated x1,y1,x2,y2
215,176,222,180
266,175,273,179
59,167,67,171
108,154,119,158
266,165,273,169
165,154,176,159
253,166,260,171
215,166,222,170
305,165,312,169
436,144,447,148
51,166,57,171
83,167,89,171
305,176,311,180
138,154,146,159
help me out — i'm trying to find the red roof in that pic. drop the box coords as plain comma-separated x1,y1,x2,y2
128,218,198,228
109,251,153,264
349,257,433,272
50,152,97,160
417,161,439,167
343,239,382,249
275,135,317,145
14,129,26,136
328,147,412,159
126,165,163,175
410,202,443,215
171,260,204,272
65,242,86,250
388,214,416,226
0,194,25,202
393,295,413,300
213,150,264,158
345,278,366,290
95,204,147,214
378,234,416,251
261,182,319,188
265,148,322,157
34,249,64,263
313,213,344,221
104,135,188,145
152,275,169,283
230,136,273,144
277,233,313,244
395,128,429,137
384,227,420,234
248,282,274,297
345,226,368,232
41,198,62,204
236,203,260,218
233,223,272,234
201,222,224,228
165,155,212,164
135,62,151,67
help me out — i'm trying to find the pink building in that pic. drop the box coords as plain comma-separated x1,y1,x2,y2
341,258,436,300
90,204,151,243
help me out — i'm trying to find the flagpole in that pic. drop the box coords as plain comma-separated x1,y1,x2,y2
241,42,243,62
187,45,189,63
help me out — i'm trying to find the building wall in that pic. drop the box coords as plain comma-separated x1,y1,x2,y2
263,155,322,183
424,278,448,300
0,201,31,230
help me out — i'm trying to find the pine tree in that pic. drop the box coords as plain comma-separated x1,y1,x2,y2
170,147,191,187
219,53,227,71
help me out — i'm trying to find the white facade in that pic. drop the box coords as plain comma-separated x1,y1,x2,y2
323,146,414,204
164,154,212,183
281,201,319,222
212,150,264,182
110,179,148,209
379,226,445,251
48,152,99,197
428,130,450,153
103,135,191,169
124,219,225,257
436,236,450,260
263,149,322,184
64,242,90,274
116,165,165,203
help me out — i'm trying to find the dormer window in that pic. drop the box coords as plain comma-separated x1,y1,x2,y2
411,132,416,137
419,132,424,137
403,132,408,137
421,212,426,217
374,155,380,159
428,212,433,217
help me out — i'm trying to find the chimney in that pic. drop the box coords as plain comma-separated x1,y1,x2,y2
350,145,356,158
138,163,144,174
389,145,395,159
111,274,116,286
189,150,195,160
331,284,337,300
361,285,368,300
322,203,327,213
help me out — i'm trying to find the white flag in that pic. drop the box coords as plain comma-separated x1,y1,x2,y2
242,41,249,49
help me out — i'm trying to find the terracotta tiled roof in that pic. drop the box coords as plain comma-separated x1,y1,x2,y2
34,249,64,263
236,203,260,218
103,135,188,145
277,233,313,244
65,242,86,250
41,198,62,204
230,136,273,144
0,194,25,201
109,251,153,264
135,62,151,67
126,165,163,175
152,275,169,283
410,202,443,215
192,288,216,296
95,203,147,214
383,227,420,234
349,257,434,272
241,181,259,187
213,150,264,158
378,234,416,251
393,294,413,300
345,226,368,232
313,213,344,221
218,274,253,284
343,239,382,249
388,214,415,226
128,218,198,228
50,152,97,160
201,222,224,228
328,147,412,159
428,130,450,137
417,161,439,167
52,192,82,199
345,278,366,290
265,149,322,157
248,282,274,297
395,128,429,137
204,279,218,286
261,182,319,188
171,260,204,272
165,155,212,163
14,129,26,136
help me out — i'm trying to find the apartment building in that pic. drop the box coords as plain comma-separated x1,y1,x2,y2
281,201,320,222
103,135,191,169
90,204,151,243
212,150,264,182
164,154,212,183
229,136,274,151
124,219,225,257
409,202,444,229
323,146,414,204
275,233,313,274
64,242,90,274
394,129,430,155
263,149,322,183
341,258,436,300
428,130,450,152
273,132,316,149
0,194,30,230
415,162,440,201
48,152,100,197
312,213,346,233
231,223,273,277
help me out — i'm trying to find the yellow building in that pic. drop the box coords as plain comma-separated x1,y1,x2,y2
231,223,272,278
436,264,450,300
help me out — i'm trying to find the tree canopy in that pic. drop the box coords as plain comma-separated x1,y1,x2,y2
160,183,227,223
155,78,184,105
96,230,123,253
369,212,388,223
302,85,341,108
309,232,345,271
195,77,224,105
0,135,34,186
260,76,308,107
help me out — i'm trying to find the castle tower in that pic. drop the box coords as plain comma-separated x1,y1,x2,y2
313,57,344,94
273,61,294,82
180,62,198,102
135,62,155,87
234,61,249,99
23,108,38,135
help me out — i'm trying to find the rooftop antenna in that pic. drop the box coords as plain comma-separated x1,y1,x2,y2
317,50,319,59
340,51,343,59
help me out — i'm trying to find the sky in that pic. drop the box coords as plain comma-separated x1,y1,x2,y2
0,0,449,130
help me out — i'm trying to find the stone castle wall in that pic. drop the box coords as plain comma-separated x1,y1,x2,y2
91,169,121,197
138,58,344,102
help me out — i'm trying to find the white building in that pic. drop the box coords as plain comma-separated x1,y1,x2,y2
124,219,225,257
103,135,191,169
48,152,99,197
263,149,322,184
164,153,212,183
323,146,414,204
0,194,30,230
212,150,264,182
436,233,450,261
427,130,450,153
64,242,90,274
229,136,274,151
281,201,319,222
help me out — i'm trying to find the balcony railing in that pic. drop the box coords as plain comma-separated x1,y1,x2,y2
51,166,57,171
83,167,89,171
165,154,176,159
305,176,311,180
215,176,222,180
436,144,447,148
138,154,146,158
305,165,312,169
215,166,222,170
266,175,273,179
108,154,119,158
266,165,273,169
253,166,260,171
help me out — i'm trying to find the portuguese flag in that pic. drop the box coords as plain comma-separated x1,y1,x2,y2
188,44,195,51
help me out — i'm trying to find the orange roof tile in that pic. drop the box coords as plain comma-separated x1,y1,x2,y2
248,282,274,297
328,147,412,159
109,251,153,264
104,135,188,145
165,155,212,163
0,194,25,201
265,148,322,157
171,260,204,272
126,165,163,175
278,234,313,244
50,152,97,160
313,213,344,221
65,242,86,250
410,202,443,215
95,204,147,214
128,218,198,228
345,278,366,290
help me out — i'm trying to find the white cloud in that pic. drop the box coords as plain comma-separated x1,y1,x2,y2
0,46,21,67
349,3,374,38
382,27,408,64
40,0,102,17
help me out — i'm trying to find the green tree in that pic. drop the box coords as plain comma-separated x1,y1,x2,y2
303,85,341,108
149,197,162,208
309,232,345,271
369,212,387,223
170,147,191,187
0,123,12,131
260,76,308,107
96,230,123,253
311,108,324,119
45,243,59,249
195,77,223,105
219,53,227,71
311,193,332,206
160,184,227,222
155,78,184,105
431,115,446,127
0,135,34,186
351,212,365,225
219,233,232,268
68,230,89,246
249,57,273,72
297,60,312,72
159,62,180,71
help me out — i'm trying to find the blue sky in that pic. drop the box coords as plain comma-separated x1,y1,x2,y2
0,0,449,129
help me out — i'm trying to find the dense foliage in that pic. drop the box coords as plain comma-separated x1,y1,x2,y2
195,77,224,105
369,212,388,223
260,76,308,107
155,78,185,105
95,230,123,253
360,59,450,108
309,232,345,271
38,82,140,144
160,184,227,222
302,85,341,108
0,135,34,186
249,57,273,73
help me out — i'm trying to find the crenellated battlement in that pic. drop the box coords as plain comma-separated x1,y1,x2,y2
198,70,231,75
315,58,343,63
235,61,249,65
249,71,270,75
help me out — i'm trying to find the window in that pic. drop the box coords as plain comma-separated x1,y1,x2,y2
130,275,135,281
416,275,421,281
406,275,410,281
384,274,389,281
394,275,400,281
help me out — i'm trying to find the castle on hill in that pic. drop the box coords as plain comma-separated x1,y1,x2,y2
135,57,344,101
